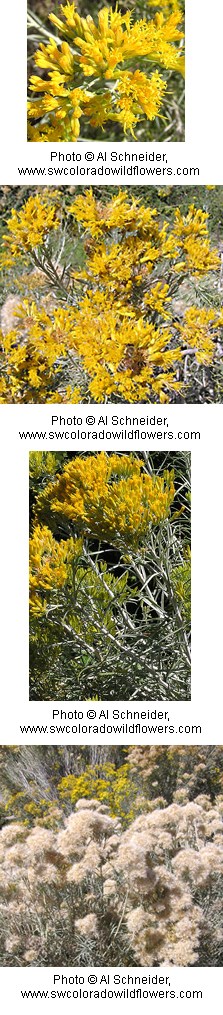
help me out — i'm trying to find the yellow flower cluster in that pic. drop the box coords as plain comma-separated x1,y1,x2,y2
0,300,81,404
58,763,139,824
29,524,81,613
70,192,220,282
29,520,132,634
152,0,183,8
69,188,160,237
172,206,220,275
179,307,223,365
35,453,175,547
112,69,166,135
28,1,184,141
0,194,60,269
29,450,63,486
69,291,182,403
0,190,221,404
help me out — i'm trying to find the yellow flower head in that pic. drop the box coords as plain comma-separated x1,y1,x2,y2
171,205,220,275
1,188,221,406
35,453,175,548
1,194,60,268
29,524,82,613
28,2,184,141
180,307,221,365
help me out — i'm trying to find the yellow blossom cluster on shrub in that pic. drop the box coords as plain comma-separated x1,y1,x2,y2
0,301,81,404
29,451,191,700
58,763,140,825
29,521,136,674
179,307,223,365
27,1,184,141
0,193,60,269
68,293,183,403
29,524,82,613
0,189,221,404
34,452,175,547
29,450,66,488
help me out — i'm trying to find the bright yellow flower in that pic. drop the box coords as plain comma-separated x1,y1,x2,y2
1,189,221,405
0,300,77,403
115,70,166,135
179,307,222,365
144,282,171,318
69,188,159,238
0,194,60,268
30,524,82,614
35,454,176,548
28,2,184,141
171,205,220,274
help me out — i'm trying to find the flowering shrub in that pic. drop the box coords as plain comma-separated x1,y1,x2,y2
29,524,82,613
34,452,175,544
0,193,60,269
0,746,223,967
115,797,223,966
29,450,191,700
57,762,140,824
0,187,222,404
27,1,184,142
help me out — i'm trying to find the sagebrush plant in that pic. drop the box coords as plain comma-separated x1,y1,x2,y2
0,746,223,967
27,0,185,142
0,187,222,404
29,450,191,700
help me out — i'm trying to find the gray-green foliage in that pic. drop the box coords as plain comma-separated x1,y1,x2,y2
30,451,191,701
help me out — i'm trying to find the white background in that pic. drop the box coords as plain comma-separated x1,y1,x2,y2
0,0,223,1006
0,965,222,1010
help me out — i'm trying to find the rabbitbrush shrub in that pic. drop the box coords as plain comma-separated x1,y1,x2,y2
0,187,222,404
0,746,223,967
29,450,191,700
